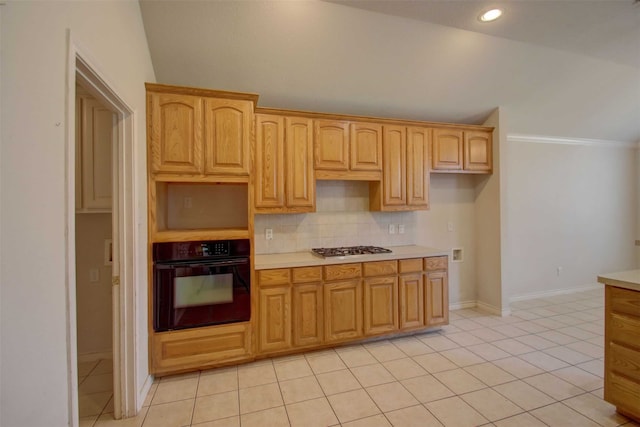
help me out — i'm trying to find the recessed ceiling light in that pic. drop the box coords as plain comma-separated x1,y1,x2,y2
479,8,503,22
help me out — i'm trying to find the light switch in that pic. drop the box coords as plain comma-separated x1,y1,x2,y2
90,268,100,283
447,222,454,232
183,197,192,209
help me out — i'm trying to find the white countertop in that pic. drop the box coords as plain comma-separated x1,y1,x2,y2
597,269,640,292
255,245,449,270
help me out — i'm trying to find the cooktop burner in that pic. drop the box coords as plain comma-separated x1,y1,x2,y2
311,246,392,258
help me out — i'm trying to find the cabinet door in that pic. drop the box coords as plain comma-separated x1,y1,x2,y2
148,92,203,174
406,127,430,208
314,120,349,170
324,280,363,343
364,276,399,336
255,114,285,209
400,274,424,329
464,131,493,172
425,271,449,326
203,98,251,176
286,117,315,209
78,95,114,210
432,128,463,171
382,125,407,207
293,283,324,347
350,123,382,171
258,286,291,353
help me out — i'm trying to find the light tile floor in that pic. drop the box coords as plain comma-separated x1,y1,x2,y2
80,288,640,427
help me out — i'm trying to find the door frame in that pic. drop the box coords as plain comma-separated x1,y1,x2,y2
65,33,138,425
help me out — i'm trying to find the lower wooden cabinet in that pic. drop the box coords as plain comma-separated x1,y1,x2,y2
258,286,291,353
255,256,448,358
425,270,449,326
399,273,424,329
151,323,251,375
293,283,324,347
364,276,399,335
324,280,363,343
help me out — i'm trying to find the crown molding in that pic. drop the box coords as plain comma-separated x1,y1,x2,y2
507,134,637,149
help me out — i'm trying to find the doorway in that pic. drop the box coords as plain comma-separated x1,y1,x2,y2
66,47,139,427
75,83,116,422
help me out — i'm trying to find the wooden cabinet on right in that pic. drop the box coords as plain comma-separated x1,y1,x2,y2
425,256,449,326
370,126,430,211
604,286,640,422
432,128,492,174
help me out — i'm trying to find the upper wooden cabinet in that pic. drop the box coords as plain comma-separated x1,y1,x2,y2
314,120,382,180
432,128,492,173
148,92,203,175
203,98,252,176
255,114,315,213
147,83,257,180
371,126,429,211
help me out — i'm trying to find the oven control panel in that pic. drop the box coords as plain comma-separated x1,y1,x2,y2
153,239,250,262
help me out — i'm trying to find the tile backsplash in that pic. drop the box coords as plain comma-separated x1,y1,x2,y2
254,181,416,254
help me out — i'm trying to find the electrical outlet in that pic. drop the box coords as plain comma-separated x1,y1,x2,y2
183,197,192,209
388,224,396,234
557,266,563,276
447,222,454,232
265,228,273,240
398,224,405,234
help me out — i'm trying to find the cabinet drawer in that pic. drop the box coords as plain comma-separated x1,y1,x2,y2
605,371,640,419
399,258,423,273
425,256,447,271
258,269,291,286
292,266,322,283
324,263,362,281
610,342,640,382
363,260,397,277
610,313,640,350
610,287,640,318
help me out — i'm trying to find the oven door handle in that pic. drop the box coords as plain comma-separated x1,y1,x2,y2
154,257,249,269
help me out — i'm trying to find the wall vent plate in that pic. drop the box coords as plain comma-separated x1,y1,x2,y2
452,248,463,262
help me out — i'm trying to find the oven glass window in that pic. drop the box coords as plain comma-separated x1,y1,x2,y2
174,273,233,308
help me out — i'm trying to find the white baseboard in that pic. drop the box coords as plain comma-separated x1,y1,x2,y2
476,300,511,317
78,351,113,364
449,300,476,310
509,283,601,304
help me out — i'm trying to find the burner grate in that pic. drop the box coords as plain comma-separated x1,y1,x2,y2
311,246,392,258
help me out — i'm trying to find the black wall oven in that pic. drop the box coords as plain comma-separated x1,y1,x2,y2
153,239,251,332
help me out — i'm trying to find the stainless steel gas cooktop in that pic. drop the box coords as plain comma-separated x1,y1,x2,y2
311,246,392,258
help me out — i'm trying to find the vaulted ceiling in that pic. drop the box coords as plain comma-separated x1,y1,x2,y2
139,0,640,142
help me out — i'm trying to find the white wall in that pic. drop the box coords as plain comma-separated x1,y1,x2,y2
502,138,638,302
76,214,112,356
0,2,155,426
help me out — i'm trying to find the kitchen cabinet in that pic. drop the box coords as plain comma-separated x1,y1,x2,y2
203,97,252,176
147,84,256,179
363,261,399,336
371,126,429,211
257,268,291,353
258,286,291,353
76,90,114,212
399,258,425,329
432,128,492,173
148,92,204,175
292,266,323,347
425,256,449,326
255,114,315,213
314,120,382,180
152,323,251,375
324,279,363,343
597,276,640,422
